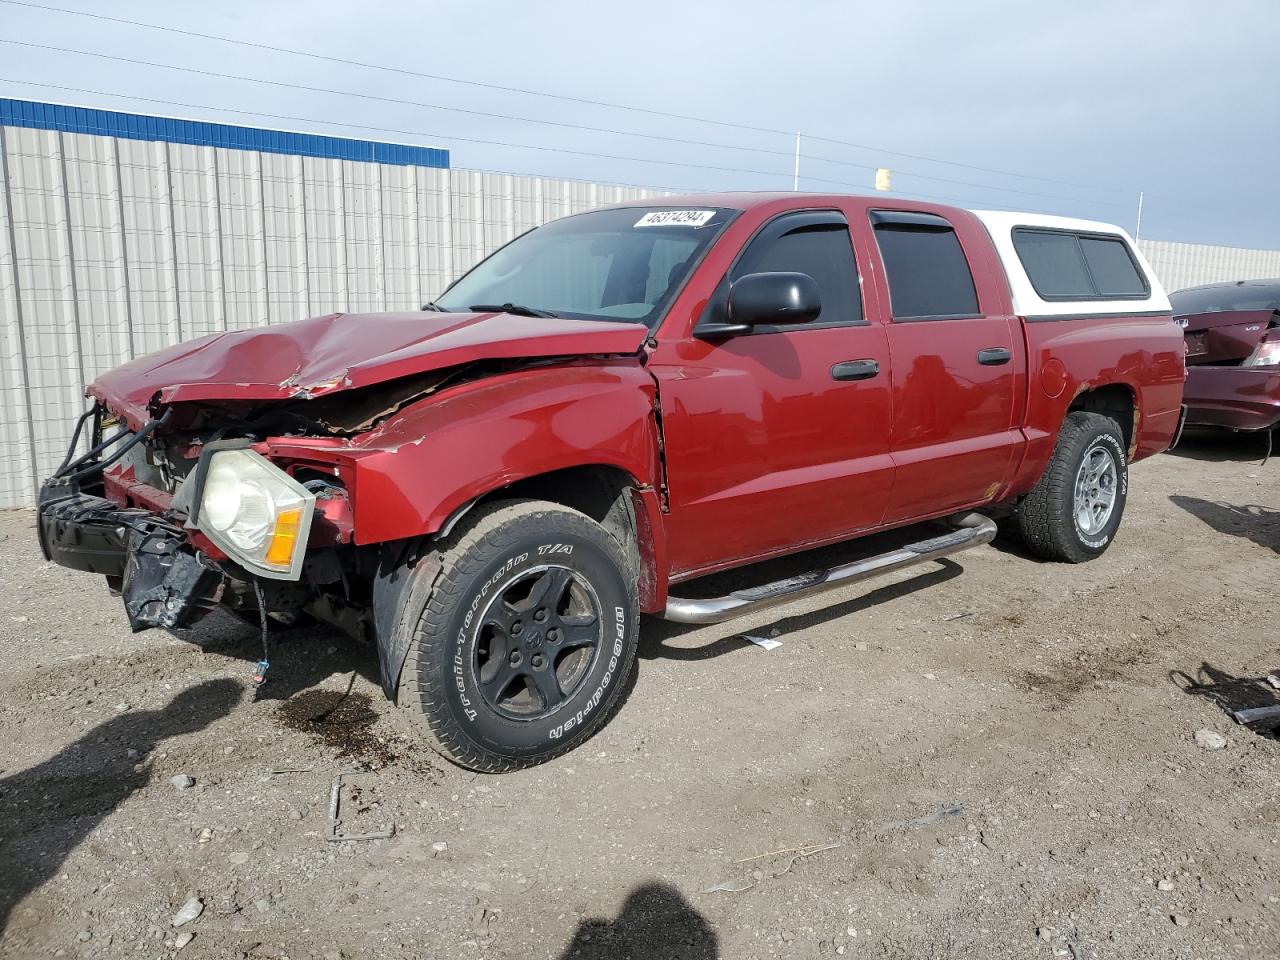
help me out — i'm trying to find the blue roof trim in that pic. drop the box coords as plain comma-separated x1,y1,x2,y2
0,98,449,168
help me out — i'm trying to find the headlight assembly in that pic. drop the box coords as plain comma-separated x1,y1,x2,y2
191,449,315,580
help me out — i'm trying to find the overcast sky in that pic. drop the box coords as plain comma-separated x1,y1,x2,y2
1,0,1277,247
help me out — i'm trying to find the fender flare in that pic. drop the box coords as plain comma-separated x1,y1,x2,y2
371,538,442,699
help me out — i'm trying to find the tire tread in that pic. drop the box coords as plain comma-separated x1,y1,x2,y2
397,499,637,773
1017,411,1126,563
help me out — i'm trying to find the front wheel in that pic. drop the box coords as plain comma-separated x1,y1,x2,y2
1017,411,1129,563
397,500,638,772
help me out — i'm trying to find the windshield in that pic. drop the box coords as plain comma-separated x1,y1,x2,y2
1171,280,1280,315
434,206,736,326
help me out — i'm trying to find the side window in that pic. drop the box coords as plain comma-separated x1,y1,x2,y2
1079,236,1147,297
732,213,863,326
1013,228,1149,301
1009,231,1094,298
871,212,980,319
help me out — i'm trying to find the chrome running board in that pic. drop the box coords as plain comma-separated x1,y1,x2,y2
661,512,998,625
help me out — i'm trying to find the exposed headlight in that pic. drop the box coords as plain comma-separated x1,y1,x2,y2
193,450,315,580
1243,339,1280,368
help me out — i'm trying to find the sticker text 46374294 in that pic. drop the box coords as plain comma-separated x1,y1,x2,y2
634,210,716,228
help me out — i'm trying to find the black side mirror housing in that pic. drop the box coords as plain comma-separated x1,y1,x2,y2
695,271,822,338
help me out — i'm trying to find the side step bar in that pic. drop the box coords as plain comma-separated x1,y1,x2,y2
661,512,998,625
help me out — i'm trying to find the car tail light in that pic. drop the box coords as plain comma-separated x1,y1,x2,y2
1242,337,1280,368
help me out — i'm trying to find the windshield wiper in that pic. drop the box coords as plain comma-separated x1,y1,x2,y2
468,302,559,319
421,301,448,312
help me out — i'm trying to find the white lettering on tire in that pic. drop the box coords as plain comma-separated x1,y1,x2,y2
550,605,626,742
537,544,574,556
450,545,628,739
454,551,528,723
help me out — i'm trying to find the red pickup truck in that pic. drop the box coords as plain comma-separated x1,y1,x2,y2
37,193,1185,771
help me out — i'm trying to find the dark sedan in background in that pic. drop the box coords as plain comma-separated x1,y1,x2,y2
1173,278,1280,433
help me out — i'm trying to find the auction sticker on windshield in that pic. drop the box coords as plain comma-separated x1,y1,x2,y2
634,210,716,227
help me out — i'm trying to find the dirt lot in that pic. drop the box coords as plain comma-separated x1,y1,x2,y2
2,432,1277,960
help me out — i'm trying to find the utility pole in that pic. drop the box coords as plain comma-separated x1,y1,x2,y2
793,132,801,191
1135,191,1144,241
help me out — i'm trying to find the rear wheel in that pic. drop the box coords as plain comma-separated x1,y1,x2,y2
1018,411,1128,563
397,500,638,772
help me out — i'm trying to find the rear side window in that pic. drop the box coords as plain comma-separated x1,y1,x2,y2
1079,237,1148,297
1013,228,1148,301
871,211,980,319
733,212,863,326
1010,231,1094,298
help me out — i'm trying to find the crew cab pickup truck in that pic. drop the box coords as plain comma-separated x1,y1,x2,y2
37,194,1185,771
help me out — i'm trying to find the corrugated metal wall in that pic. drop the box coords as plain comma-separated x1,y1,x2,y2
3,118,1279,508
1137,239,1280,294
0,124,668,507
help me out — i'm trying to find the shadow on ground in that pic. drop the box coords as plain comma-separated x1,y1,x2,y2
1167,427,1275,463
176,609,382,704
638,514,978,663
0,679,242,935
641,559,963,661
556,882,717,959
1170,495,1280,552
185,611,449,777
986,515,1052,563
1171,661,1280,740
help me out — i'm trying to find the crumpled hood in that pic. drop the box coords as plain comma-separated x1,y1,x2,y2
89,310,649,425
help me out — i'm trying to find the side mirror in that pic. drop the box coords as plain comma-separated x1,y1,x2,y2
696,272,822,337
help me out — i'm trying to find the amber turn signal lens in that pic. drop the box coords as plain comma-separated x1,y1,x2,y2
264,508,304,567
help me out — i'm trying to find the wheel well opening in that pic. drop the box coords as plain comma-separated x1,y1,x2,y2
479,465,634,523
1069,385,1136,454
457,466,641,569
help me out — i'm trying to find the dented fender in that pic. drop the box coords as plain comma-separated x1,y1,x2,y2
265,361,669,605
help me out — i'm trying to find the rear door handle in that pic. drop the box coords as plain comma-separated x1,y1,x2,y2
976,347,1012,366
831,359,880,381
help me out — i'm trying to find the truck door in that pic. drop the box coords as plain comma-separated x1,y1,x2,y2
648,210,895,577
865,209,1023,523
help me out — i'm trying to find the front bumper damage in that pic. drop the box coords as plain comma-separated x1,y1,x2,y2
38,406,228,632
39,483,224,632
39,404,355,640
119,527,224,631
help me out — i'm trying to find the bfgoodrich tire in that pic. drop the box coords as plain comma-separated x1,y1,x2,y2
1017,411,1129,563
397,500,638,773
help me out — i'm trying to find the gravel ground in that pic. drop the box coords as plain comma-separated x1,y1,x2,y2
1,430,1277,960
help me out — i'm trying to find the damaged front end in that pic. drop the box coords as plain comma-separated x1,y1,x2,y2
119,527,224,631
37,404,319,633
39,486,223,631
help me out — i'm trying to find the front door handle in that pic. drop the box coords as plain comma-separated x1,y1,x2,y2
977,347,1012,366
831,359,880,381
